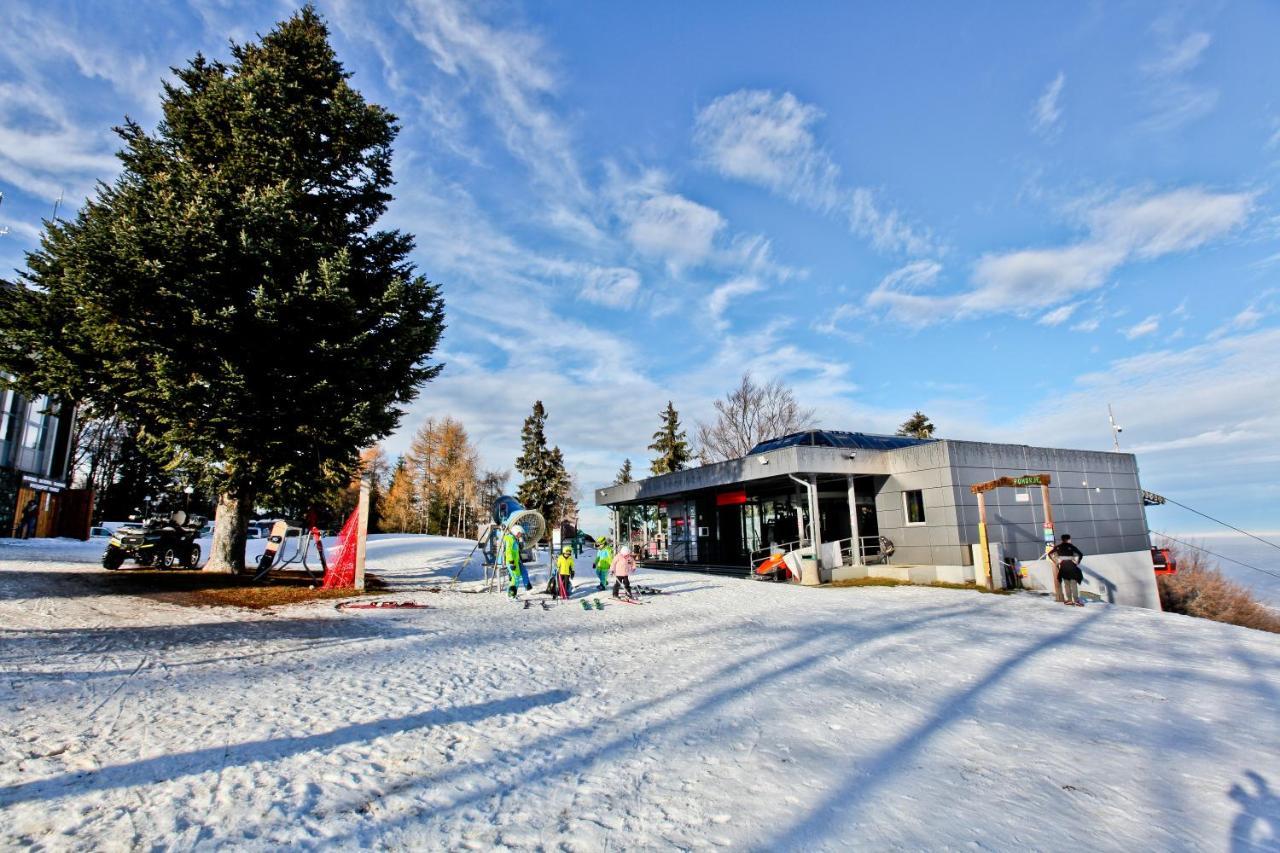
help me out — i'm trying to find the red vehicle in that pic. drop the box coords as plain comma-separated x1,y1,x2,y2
1151,547,1177,575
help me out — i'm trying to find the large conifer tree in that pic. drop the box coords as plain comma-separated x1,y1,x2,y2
648,401,691,475
0,8,445,570
515,401,570,526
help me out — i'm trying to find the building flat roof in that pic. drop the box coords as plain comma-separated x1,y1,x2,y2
749,429,931,454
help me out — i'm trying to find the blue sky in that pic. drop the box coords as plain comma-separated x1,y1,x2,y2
2,1,1279,536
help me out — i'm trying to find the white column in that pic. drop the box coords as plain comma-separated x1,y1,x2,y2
847,475,861,564
807,474,823,570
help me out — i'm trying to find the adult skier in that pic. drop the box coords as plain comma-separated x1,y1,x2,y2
610,544,638,600
555,545,575,599
593,540,613,590
1048,533,1086,606
504,527,532,598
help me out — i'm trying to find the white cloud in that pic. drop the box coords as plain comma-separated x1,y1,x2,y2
1087,187,1252,259
1071,317,1101,333
1209,292,1275,339
813,304,864,342
694,89,934,256
396,0,589,204
0,82,120,201
1038,303,1078,326
625,193,725,271
578,266,641,308
1140,30,1217,132
1143,31,1211,77
1124,314,1161,339
707,277,765,331
693,89,840,208
866,187,1254,325
1031,72,1065,136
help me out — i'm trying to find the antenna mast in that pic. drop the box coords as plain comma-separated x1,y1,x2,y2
1107,403,1122,452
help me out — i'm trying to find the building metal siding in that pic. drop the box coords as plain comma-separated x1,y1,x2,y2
598,437,1151,569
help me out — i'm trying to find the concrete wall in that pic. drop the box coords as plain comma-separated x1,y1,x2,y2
1020,551,1162,610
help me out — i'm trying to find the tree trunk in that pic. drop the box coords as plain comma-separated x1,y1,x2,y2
206,487,251,573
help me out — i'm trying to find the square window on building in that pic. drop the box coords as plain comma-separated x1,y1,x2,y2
903,489,926,524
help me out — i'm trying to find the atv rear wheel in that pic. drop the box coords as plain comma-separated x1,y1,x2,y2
158,548,178,569
184,543,202,570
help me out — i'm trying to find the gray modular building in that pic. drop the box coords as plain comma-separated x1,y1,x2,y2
594,430,1152,578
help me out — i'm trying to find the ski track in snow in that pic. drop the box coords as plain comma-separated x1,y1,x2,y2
1,537,1279,850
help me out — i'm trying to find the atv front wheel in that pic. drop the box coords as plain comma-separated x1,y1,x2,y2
102,550,125,571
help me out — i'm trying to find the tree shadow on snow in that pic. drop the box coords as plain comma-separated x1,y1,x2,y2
0,689,572,808
1229,772,1280,852
322,601,989,844
0,615,419,660
758,608,1110,849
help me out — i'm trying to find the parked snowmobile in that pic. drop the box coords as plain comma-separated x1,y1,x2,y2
102,510,204,570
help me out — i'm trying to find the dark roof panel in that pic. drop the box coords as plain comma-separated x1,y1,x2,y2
748,430,932,455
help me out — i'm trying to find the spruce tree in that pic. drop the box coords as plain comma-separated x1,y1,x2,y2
515,401,568,526
616,458,633,484
896,411,937,439
648,401,691,475
0,8,444,571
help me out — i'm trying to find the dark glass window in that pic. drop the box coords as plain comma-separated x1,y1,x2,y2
904,490,926,524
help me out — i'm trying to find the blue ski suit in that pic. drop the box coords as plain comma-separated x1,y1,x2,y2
594,546,613,590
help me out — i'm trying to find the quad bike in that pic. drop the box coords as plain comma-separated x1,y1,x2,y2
103,510,204,571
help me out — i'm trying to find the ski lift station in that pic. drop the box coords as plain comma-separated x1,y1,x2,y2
595,430,1162,607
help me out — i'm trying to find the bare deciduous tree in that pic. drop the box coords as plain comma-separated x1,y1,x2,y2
695,373,817,463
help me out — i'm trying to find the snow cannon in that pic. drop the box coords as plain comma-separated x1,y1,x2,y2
492,495,524,526
504,508,545,546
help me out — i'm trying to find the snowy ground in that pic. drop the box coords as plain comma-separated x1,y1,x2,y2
2,536,1279,851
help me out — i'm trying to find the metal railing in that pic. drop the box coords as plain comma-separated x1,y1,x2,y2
749,538,810,577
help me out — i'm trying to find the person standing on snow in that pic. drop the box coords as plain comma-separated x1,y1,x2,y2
504,527,532,598
593,540,613,590
17,497,39,539
1049,533,1085,606
555,545,575,599
610,544,637,599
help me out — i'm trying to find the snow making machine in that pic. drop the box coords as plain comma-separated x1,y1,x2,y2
458,496,546,590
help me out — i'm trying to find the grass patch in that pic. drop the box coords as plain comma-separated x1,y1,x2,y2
829,577,1011,595
830,577,910,588
100,568,387,609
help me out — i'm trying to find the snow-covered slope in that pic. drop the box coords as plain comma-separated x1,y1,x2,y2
1,536,1277,850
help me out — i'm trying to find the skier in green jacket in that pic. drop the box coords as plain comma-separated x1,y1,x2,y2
593,541,613,591
504,527,532,597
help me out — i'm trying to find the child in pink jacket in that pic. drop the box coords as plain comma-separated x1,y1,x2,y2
609,545,637,599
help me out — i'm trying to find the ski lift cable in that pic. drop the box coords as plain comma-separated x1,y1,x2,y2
1152,530,1280,583
1155,495,1280,552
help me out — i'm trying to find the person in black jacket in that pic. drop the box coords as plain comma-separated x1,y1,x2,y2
1049,534,1085,606
18,497,39,539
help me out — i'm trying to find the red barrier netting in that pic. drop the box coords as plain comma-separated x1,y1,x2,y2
321,507,361,589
